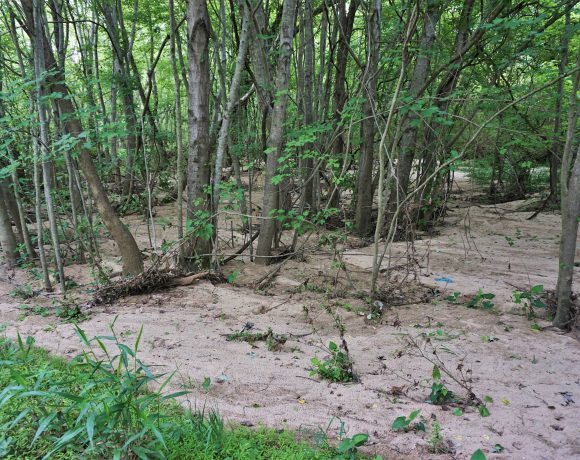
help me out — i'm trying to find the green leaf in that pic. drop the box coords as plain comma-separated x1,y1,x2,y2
432,365,441,381
478,405,490,417
531,284,544,294
452,408,463,416
470,449,487,460
33,413,57,444
391,416,408,431
134,325,144,353
351,433,368,447
408,410,420,422
86,413,95,448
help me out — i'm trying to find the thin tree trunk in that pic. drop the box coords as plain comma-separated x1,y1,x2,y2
549,8,571,200
213,1,251,245
169,0,184,248
9,170,37,259
32,0,66,291
553,47,580,329
301,0,316,210
328,0,358,207
394,0,442,199
354,0,381,236
255,0,297,264
0,196,19,266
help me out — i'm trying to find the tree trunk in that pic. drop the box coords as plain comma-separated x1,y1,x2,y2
394,0,442,199
0,196,19,266
32,0,66,291
553,47,580,330
184,0,213,269
169,0,185,247
255,0,297,264
549,8,571,200
301,0,316,210
354,0,381,236
213,1,251,214
21,0,144,276
328,0,358,207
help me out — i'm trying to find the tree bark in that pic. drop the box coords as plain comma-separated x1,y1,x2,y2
394,0,442,199
255,0,297,264
354,0,381,236
32,0,66,291
549,8,571,200
184,0,213,269
554,47,580,330
0,195,19,266
213,1,251,214
169,0,185,248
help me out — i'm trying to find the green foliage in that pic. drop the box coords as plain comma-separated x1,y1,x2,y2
186,208,214,242
513,284,546,319
391,410,425,433
466,289,495,309
336,433,370,460
470,448,487,460
0,321,188,459
428,366,454,405
445,291,461,302
310,341,354,383
0,327,359,459
428,421,448,454
9,285,34,300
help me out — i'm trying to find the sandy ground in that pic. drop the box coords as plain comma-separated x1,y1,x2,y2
0,174,579,460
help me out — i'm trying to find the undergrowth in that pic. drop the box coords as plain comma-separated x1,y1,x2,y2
0,322,371,459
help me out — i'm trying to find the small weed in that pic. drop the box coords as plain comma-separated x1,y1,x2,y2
391,410,426,432
467,289,495,309
336,433,368,459
429,365,455,404
311,341,354,382
513,284,546,319
226,327,287,351
425,328,461,341
471,449,487,460
428,421,449,454
54,301,86,322
9,284,34,299
226,270,240,283
445,291,461,302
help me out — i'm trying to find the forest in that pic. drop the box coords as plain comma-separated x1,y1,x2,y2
0,0,579,458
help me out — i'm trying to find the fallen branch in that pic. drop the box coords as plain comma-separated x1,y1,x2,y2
222,230,260,264
91,268,216,305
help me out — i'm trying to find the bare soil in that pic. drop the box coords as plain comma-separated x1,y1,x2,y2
1,174,579,460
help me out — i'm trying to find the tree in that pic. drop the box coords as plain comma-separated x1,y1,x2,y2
553,47,580,330
354,0,381,236
255,0,298,264
184,0,213,269
19,0,144,276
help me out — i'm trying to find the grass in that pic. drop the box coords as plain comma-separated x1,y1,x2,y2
0,328,370,459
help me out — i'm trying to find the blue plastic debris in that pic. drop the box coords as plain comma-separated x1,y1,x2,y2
434,277,454,283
